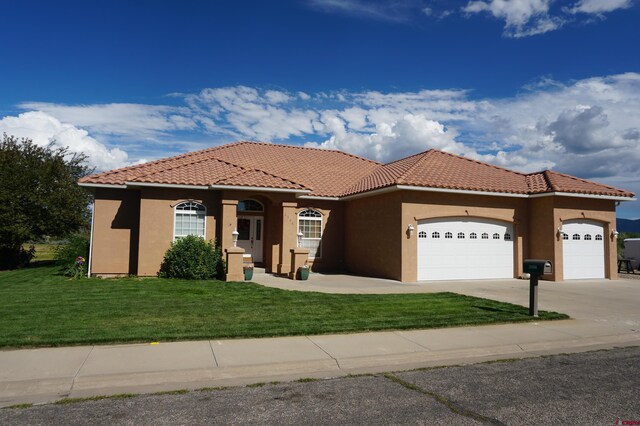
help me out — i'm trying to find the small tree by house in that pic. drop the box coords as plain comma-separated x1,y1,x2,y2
0,134,92,269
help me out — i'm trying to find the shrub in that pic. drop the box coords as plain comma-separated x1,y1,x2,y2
159,236,224,280
55,233,90,277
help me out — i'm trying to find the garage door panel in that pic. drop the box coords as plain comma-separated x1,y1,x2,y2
562,221,604,280
417,218,514,281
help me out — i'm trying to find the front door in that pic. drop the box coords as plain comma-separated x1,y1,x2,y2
237,216,263,262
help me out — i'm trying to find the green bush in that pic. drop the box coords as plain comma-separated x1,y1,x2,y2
55,233,90,278
159,236,224,280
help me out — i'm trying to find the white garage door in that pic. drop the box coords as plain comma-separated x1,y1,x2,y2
417,218,514,281
562,220,605,280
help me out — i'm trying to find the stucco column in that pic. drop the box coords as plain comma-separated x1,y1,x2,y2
277,201,298,275
221,199,238,251
289,248,309,280
225,247,245,281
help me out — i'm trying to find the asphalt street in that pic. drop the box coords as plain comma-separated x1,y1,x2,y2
2,347,638,425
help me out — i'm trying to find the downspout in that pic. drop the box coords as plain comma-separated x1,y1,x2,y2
87,199,95,278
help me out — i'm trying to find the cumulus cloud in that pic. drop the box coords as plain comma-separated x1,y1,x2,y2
10,73,640,215
0,111,130,170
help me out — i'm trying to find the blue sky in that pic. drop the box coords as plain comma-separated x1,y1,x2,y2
1,0,639,217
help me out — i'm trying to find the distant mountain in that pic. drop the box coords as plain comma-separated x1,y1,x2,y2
617,218,640,233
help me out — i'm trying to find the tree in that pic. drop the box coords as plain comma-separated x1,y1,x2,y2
0,134,93,269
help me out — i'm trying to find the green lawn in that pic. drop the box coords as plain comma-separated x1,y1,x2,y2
0,264,568,348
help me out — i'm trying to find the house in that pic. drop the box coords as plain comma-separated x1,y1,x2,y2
79,141,635,282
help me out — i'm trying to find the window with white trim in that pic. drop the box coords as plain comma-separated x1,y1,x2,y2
431,231,440,239
457,232,465,239
445,232,453,239
493,233,500,240
584,234,592,240
470,232,477,239
174,201,206,240
481,233,489,239
563,233,569,240
573,234,580,240
298,209,322,258
504,233,512,241
595,234,603,241
418,231,427,239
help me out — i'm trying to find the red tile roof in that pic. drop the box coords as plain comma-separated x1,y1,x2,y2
80,142,634,198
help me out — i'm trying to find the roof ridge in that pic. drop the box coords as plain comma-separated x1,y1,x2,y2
435,150,527,177
544,169,624,193
87,143,234,180
396,150,434,184
234,140,382,165
218,166,311,190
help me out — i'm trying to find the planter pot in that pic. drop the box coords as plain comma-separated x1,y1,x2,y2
243,268,253,281
298,267,309,281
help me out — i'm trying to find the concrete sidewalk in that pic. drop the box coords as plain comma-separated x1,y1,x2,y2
2,318,639,408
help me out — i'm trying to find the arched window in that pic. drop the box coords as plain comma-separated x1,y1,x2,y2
595,234,603,241
504,233,512,241
445,232,453,239
470,232,477,239
237,199,264,212
563,233,569,240
573,234,581,240
298,209,322,258
481,233,489,239
418,231,427,239
431,231,440,239
457,232,465,239
584,234,592,240
174,201,206,240
493,233,500,240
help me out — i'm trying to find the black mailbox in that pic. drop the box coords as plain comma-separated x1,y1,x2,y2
523,259,552,275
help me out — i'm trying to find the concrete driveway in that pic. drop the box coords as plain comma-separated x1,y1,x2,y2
252,271,640,327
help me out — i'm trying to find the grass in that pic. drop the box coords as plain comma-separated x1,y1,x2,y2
0,264,568,348
22,243,60,262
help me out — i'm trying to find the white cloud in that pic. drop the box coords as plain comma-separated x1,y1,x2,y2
566,0,632,14
308,0,422,22
463,0,563,37
0,111,130,170
18,102,196,138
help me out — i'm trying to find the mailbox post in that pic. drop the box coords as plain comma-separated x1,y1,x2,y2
523,259,552,317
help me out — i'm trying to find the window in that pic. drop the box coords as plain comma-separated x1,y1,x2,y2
418,231,427,239
595,234,603,241
481,233,489,239
174,201,206,240
457,232,465,239
504,233,512,241
470,232,477,239
445,232,453,239
584,234,592,240
572,234,580,240
298,209,322,258
493,233,500,240
237,199,263,212
431,231,440,239
563,233,569,240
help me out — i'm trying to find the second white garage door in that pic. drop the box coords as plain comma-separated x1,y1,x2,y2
417,218,515,281
562,220,605,280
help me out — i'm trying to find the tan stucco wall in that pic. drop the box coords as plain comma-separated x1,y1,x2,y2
90,188,140,276
400,191,529,282
345,191,403,280
137,188,219,276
